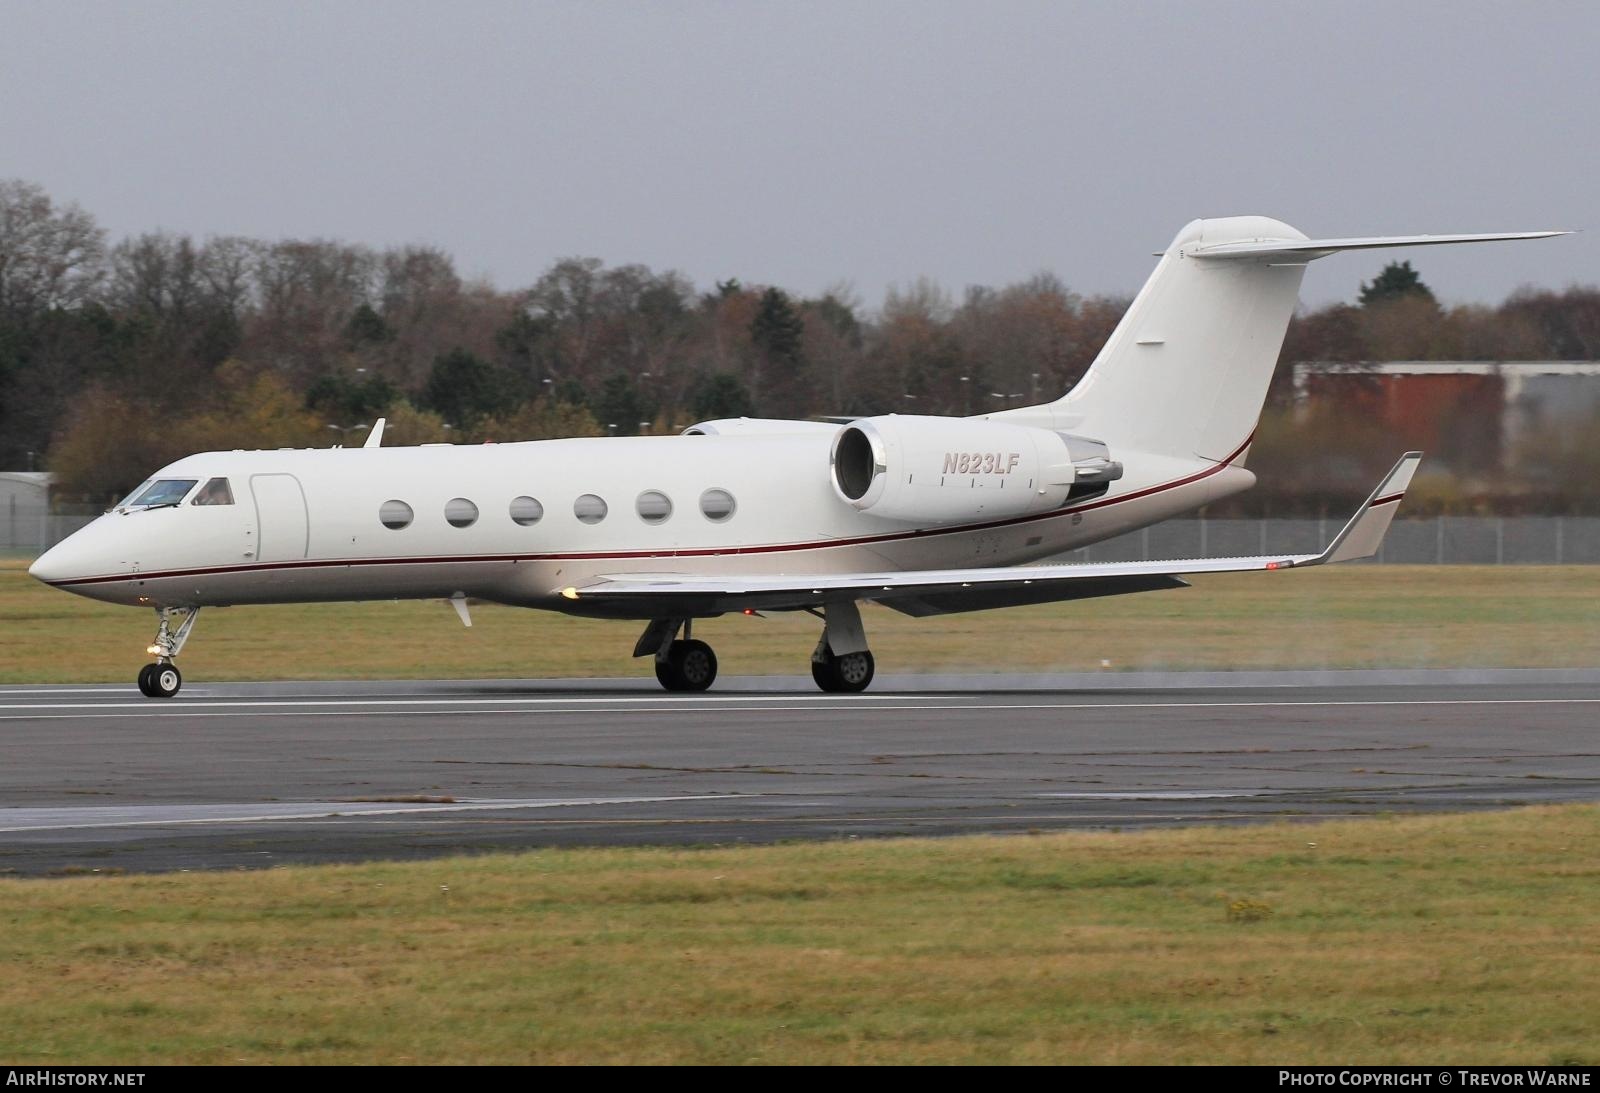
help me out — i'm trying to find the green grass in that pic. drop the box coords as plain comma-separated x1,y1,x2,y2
3,561,1598,683
1,806,1597,1064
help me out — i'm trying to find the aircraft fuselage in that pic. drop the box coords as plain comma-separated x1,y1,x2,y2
31,431,1253,616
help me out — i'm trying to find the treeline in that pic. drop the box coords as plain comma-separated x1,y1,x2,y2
2,179,1597,513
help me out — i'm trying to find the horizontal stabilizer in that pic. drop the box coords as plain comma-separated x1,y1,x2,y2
1192,231,1567,262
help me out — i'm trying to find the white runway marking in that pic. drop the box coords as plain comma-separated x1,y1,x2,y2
1,696,1598,722
0,794,750,833
1040,791,1269,800
0,688,136,696
0,692,996,711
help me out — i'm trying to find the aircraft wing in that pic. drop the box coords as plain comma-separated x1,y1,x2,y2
561,453,1421,618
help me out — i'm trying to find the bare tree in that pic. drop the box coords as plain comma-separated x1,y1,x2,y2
0,179,106,316
109,232,203,318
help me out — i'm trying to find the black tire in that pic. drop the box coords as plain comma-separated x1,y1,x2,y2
812,649,875,693
655,639,717,692
137,664,157,697
148,663,182,699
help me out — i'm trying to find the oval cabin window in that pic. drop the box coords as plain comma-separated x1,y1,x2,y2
509,496,544,526
636,490,672,524
379,500,414,530
445,498,479,528
574,494,608,524
699,488,736,522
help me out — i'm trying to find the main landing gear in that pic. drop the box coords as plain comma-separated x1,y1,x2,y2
657,637,719,692
634,600,876,694
137,607,199,698
811,647,875,693
808,600,875,693
635,618,719,692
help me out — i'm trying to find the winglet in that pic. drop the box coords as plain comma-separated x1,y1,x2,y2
1302,452,1423,566
363,417,386,449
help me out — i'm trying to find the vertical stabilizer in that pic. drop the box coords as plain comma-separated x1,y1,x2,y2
1052,216,1309,463
1033,218,1564,465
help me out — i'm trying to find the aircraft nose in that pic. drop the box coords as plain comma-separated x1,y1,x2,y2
28,518,148,606
28,541,70,584
29,523,109,586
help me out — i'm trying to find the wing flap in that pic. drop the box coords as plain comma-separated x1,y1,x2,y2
881,573,1190,617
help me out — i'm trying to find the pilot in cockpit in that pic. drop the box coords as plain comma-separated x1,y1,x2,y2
192,477,234,506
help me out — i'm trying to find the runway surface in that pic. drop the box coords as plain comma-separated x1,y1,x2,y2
2,669,1598,875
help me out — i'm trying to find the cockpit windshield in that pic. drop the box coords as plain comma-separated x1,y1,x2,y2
123,479,199,509
115,480,152,509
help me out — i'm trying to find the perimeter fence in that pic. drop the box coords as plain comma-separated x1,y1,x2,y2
1051,516,1600,565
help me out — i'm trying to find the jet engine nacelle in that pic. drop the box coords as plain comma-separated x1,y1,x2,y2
829,415,1123,524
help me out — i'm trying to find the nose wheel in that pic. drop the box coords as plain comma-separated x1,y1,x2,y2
137,662,183,698
137,606,199,699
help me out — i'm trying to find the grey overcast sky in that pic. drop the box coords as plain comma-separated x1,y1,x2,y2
1,0,1593,309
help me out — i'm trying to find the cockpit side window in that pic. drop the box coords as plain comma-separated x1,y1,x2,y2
191,477,235,506
127,479,199,508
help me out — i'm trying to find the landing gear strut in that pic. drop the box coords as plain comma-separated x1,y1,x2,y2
809,600,876,693
636,618,718,692
138,607,199,698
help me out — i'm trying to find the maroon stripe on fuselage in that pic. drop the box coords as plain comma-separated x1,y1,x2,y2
46,434,1255,589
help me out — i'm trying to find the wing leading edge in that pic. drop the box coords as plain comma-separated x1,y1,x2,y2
561,453,1423,618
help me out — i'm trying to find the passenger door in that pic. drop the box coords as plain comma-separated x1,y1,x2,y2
250,474,309,562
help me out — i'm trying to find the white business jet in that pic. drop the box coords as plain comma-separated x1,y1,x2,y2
29,216,1564,697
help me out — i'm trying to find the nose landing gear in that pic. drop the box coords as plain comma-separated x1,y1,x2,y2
137,607,199,698
137,662,182,698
